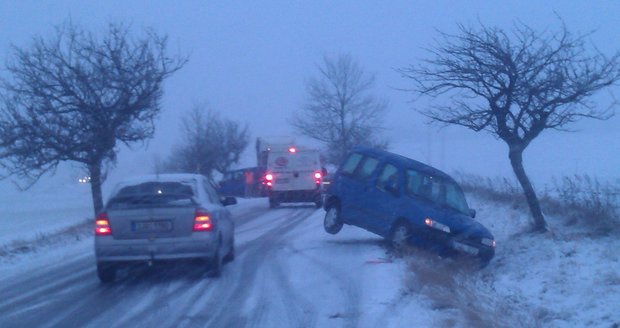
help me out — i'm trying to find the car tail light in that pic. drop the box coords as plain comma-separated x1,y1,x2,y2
288,147,296,153
265,173,273,187
95,212,112,236
193,208,213,231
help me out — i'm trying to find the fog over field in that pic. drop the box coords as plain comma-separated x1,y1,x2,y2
1,1,618,195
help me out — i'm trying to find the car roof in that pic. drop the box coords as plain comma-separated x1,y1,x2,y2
110,173,205,193
351,146,455,181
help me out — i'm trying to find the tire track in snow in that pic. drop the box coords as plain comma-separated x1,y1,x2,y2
283,244,363,328
179,207,317,328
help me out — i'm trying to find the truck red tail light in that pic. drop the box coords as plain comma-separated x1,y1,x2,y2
95,212,112,236
193,208,213,231
265,173,273,187
314,171,322,184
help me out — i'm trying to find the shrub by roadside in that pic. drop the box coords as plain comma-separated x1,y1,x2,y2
455,172,620,235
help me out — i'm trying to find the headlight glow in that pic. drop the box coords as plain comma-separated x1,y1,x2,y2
424,217,451,233
481,238,496,247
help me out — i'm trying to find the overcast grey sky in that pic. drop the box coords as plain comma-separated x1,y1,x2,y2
1,1,619,188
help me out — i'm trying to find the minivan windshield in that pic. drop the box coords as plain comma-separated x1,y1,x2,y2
405,169,470,215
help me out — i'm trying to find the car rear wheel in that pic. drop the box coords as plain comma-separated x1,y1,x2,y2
324,206,343,234
223,235,235,263
97,262,116,283
390,222,412,251
207,241,222,278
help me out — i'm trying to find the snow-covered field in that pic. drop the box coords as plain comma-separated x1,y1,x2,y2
0,183,618,327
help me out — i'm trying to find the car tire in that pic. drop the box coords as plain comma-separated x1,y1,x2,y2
389,221,412,251
207,241,222,278
324,206,343,235
314,195,323,209
97,262,116,283
223,236,235,263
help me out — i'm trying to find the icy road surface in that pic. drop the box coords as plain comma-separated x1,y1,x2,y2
0,199,437,328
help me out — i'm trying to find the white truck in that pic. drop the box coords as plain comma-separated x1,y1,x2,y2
256,137,324,208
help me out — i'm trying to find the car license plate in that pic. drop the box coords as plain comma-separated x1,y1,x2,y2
133,220,172,233
452,241,479,255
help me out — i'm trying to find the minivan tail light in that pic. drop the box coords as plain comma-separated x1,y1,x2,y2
95,212,112,236
193,209,213,231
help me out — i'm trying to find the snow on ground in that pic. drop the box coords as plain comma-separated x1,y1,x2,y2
0,184,618,327
0,181,92,247
457,195,620,327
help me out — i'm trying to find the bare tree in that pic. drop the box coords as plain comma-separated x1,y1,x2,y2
0,22,186,215
165,105,250,183
400,21,620,232
291,54,388,164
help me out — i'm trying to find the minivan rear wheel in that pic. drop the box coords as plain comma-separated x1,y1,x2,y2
390,222,412,251
324,206,343,234
97,262,116,283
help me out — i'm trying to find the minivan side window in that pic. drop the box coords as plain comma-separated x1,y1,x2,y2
341,153,363,175
376,164,400,194
353,156,379,181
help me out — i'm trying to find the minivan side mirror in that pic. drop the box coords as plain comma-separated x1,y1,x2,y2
222,196,237,206
469,208,476,218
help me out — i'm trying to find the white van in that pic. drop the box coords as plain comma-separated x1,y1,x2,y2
265,146,324,208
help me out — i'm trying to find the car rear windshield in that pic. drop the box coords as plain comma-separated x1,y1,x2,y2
405,169,470,215
107,181,196,209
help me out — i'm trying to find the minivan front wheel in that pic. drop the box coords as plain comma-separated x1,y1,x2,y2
324,206,343,235
390,222,412,251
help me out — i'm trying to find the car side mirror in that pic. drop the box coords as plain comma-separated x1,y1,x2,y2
222,196,237,206
469,209,476,218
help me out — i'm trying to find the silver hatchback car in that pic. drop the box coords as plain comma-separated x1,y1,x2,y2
94,174,236,282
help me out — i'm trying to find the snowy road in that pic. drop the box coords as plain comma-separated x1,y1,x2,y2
0,199,431,328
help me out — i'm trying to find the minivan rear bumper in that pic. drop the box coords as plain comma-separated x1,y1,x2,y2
269,189,322,203
95,233,217,263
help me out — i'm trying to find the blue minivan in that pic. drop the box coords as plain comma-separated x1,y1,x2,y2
323,147,495,266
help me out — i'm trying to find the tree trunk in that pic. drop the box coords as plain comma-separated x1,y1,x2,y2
508,146,548,232
89,162,104,216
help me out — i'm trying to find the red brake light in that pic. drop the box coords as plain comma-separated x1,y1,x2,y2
314,172,322,179
193,209,213,231
265,173,273,181
95,212,112,235
288,147,296,153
